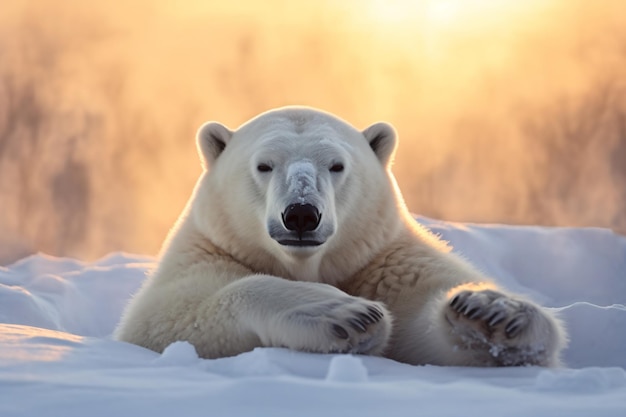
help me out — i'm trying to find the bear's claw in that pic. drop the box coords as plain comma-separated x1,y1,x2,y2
331,324,349,339
504,314,529,338
348,318,368,333
367,306,384,321
449,290,528,334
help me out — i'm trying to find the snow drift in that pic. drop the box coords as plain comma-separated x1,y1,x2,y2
0,217,625,416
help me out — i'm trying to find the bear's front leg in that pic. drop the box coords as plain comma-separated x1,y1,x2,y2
444,287,566,366
219,275,393,356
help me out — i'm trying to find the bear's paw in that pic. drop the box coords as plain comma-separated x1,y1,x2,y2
445,289,558,366
281,297,392,356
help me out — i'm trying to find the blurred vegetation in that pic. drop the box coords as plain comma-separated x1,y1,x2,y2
1,0,625,263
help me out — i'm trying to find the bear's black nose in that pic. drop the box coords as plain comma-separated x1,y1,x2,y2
282,204,321,236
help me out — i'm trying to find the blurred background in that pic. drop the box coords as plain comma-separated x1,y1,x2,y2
1,0,625,264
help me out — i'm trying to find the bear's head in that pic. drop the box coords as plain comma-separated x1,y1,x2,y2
192,106,405,281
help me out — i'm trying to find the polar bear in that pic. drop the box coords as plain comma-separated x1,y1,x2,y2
115,106,567,367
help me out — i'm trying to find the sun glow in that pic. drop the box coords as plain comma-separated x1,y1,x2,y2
426,0,460,26
0,324,82,362
366,0,424,24
365,0,545,31
359,0,556,67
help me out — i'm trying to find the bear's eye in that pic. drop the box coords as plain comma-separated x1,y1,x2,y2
257,163,273,173
329,163,344,173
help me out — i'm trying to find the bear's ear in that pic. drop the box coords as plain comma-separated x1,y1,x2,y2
362,122,397,166
196,122,233,168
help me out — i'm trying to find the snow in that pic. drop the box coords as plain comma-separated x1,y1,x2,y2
325,354,369,382
1,217,625,416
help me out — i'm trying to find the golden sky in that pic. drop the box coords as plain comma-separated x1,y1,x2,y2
1,0,625,260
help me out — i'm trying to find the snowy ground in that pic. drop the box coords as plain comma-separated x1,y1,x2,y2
1,217,625,416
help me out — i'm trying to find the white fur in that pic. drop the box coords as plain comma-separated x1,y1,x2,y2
115,106,567,366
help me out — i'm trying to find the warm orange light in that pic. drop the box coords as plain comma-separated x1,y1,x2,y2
2,0,624,261
0,324,82,363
